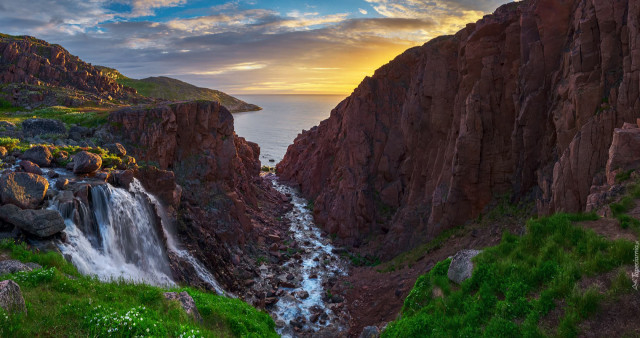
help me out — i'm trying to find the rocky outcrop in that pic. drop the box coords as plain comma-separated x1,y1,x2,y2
447,250,482,285
108,100,262,290
108,101,260,209
163,291,202,322
0,172,48,209
278,0,640,256
0,280,26,314
0,35,136,102
0,204,66,237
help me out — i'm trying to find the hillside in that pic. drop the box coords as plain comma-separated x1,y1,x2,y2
0,34,140,108
98,67,260,113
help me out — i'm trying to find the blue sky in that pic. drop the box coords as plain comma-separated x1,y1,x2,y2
0,0,510,94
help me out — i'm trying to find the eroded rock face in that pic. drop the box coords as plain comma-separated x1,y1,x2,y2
0,35,136,101
278,0,640,256
108,101,262,290
0,172,48,209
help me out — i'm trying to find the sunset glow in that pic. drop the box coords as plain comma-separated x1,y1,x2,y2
0,0,510,94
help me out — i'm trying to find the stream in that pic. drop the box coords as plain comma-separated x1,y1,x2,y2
263,177,350,337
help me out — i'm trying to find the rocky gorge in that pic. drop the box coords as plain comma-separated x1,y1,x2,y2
278,0,640,258
1,0,640,336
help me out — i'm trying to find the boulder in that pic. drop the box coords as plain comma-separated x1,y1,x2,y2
72,151,101,174
21,118,66,137
55,179,69,190
360,326,380,338
447,250,482,285
68,125,92,140
110,170,134,189
2,205,66,237
0,172,49,209
0,260,33,276
163,292,202,322
0,121,16,131
105,143,126,157
21,146,53,167
19,160,43,175
0,280,26,314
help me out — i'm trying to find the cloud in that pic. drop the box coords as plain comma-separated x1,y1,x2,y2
0,0,507,94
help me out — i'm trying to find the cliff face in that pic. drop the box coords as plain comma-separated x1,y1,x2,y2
278,0,640,256
108,101,262,288
0,34,137,102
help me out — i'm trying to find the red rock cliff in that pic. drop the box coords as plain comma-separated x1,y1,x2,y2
278,0,640,256
0,34,136,100
108,101,262,288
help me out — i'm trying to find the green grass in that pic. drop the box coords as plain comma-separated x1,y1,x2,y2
615,170,634,184
378,196,532,273
0,137,20,151
0,106,110,128
609,182,640,232
0,240,277,337
382,212,636,338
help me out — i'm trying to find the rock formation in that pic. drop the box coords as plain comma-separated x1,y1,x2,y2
278,0,640,256
0,34,136,102
108,100,262,289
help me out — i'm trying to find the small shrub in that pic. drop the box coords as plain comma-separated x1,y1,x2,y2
0,137,20,150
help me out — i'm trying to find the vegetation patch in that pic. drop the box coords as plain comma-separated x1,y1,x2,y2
0,239,277,337
382,213,636,337
0,106,111,128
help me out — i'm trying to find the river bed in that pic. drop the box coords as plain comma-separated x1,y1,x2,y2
259,176,350,337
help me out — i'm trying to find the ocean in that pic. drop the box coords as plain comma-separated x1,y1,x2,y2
233,94,345,165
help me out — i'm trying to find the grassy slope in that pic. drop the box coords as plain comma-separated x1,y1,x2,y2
381,211,637,338
97,67,260,113
0,240,277,337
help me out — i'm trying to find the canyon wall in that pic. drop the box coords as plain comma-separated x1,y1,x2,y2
278,0,640,256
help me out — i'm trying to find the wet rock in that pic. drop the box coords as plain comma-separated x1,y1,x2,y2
47,170,59,178
0,260,33,275
72,151,102,174
0,280,26,314
105,143,126,157
1,204,66,237
447,249,482,284
55,179,69,190
19,160,43,175
0,172,49,209
110,169,134,189
296,290,309,299
275,320,286,327
21,146,53,167
360,326,380,338
21,118,66,137
163,291,202,322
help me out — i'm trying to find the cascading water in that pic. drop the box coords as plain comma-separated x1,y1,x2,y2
52,178,228,295
53,180,175,286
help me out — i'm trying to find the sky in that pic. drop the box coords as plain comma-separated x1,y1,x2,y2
0,0,510,94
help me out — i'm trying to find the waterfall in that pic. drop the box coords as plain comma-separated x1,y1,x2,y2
52,179,228,295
